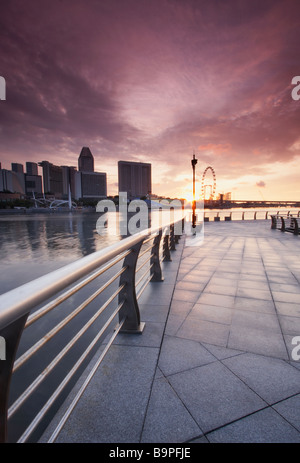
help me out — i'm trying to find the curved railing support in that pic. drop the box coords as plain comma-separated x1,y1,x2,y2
118,240,145,334
150,231,164,282
0,314,28,442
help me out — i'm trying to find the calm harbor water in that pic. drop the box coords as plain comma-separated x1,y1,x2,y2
0,206,299,442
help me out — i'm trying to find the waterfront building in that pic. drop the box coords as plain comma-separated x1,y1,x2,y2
24,162,43,195
0,168,25,195
118,160,152,200
39,161,64,197
74,170,107,200
75,147,107,200
78,147,94,172
11,163,24,174
26,162,38,176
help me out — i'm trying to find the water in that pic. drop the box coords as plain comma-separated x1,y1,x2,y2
0,211,121,295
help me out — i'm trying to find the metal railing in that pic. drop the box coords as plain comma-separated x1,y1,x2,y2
203,209,300,221
270,214,300,235
0,215,184,443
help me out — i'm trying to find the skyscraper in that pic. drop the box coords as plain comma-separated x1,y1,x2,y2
118,161,152,200
39,161,64,197
78,147,94,172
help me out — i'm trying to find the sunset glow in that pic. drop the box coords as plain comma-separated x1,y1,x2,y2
0,0,300,200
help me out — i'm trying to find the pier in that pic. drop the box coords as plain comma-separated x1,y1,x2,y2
1,217,300,443
41,219,300,443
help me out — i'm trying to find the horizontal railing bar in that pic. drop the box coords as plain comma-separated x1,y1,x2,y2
141,234,156,245
8,284,125,419
47,318,126,443
136,272,154,301
135,263,154,288
136,252,153,274
138,244,154,260
17,304,125,443
25,250,131,328
13,267,127,373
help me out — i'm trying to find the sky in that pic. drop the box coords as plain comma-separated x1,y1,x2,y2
0,0,300,200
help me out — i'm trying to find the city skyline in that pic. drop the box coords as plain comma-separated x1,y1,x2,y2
0,0,300,201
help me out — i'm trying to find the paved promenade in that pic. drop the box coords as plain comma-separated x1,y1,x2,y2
41,220,300,443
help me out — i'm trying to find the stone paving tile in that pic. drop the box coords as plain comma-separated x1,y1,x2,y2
173,288,202,303
236,287,273,301
196,293,235,309
237,279,270,291
234,296,275,314
114,321,165,348
272,394,300,432
164,315,184,336
201,342,243,360
46,345,160,443
279,315,300,335
222,353,300,404
140,377,203,443
231,310,282,333
227,324,288,359
203,283,237,297
188,303,233,325
158,335,216,376
176,317,230,347
207,408,300,443
175,280,207,293
272,291,300,304
275,301,300,318
168,362,266,434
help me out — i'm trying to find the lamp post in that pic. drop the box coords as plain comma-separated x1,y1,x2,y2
191,153,198,230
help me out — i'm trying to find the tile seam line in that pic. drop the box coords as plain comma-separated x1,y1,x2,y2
138,236,186,443
257,236,291,361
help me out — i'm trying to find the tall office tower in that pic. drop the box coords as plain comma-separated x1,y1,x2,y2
11,163,25,193
118,161,152,200
74,171,107,200
78,147,94,172
11,163,24,173
26,162,38,176
61,166,77,198
39,161,64,197
25,162,42,195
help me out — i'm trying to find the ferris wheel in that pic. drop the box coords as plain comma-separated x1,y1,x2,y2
201,166,216,199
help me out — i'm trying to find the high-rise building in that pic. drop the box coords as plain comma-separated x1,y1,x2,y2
39,161,64,197
118,161,151,200
78,147,94,172
26,162,39,176
11,163,24,174
0,168,25,194
74,171,107,200
25,162,42,195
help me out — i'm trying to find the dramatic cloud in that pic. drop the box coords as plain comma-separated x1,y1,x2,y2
0,0,300,199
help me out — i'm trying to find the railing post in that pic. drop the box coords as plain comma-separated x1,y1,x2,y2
270,215,277,229
280,216,285,232
118,240,145,334
163,232,171,262
150,231,164,282
0,314,28,443
169,224,176,251
292,217,299,235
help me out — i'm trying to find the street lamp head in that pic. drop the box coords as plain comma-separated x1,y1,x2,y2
191,154,198,167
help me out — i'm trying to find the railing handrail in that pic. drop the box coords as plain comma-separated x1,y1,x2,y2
0,217,182,331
